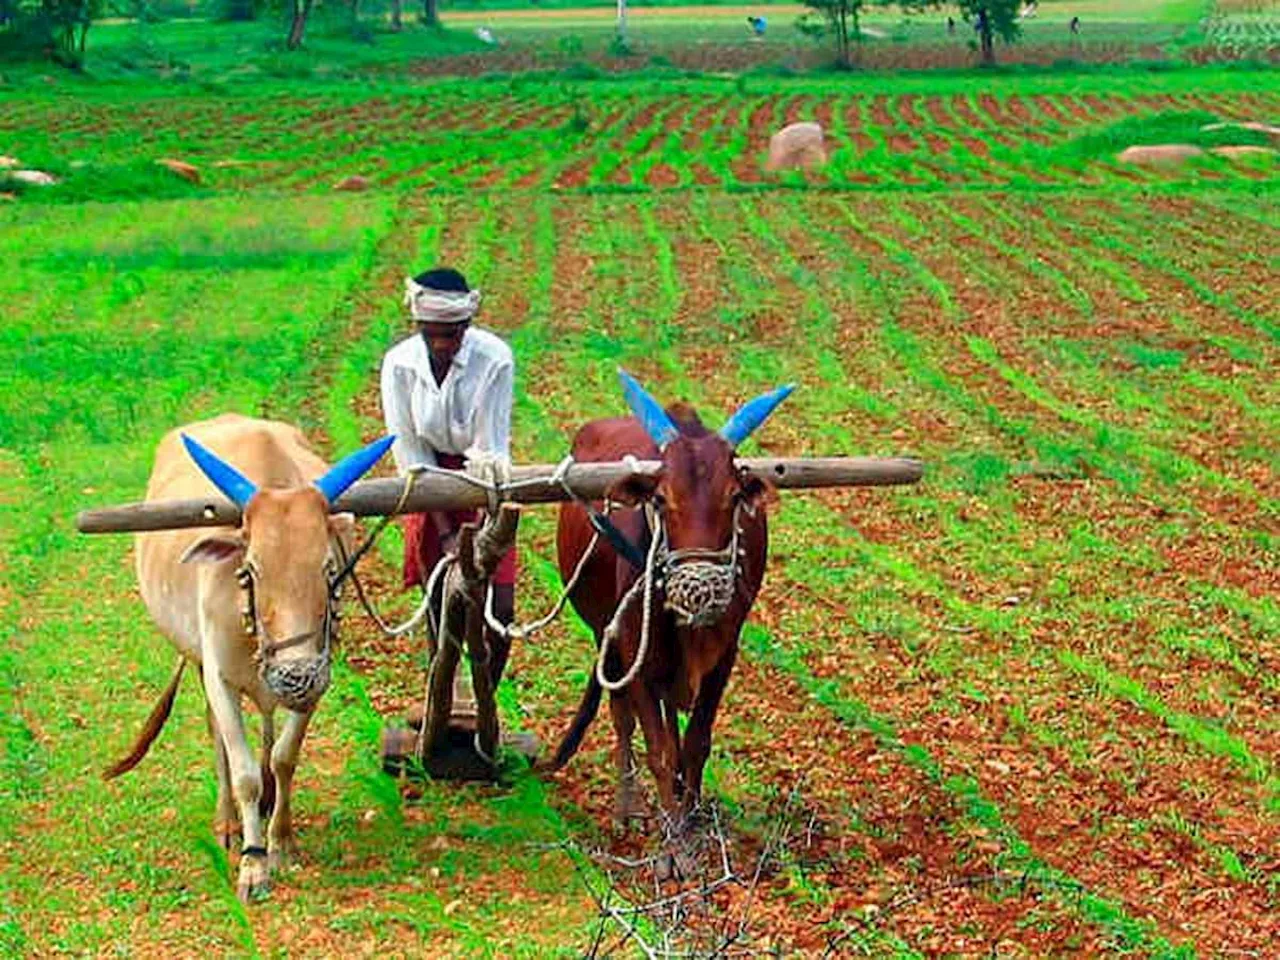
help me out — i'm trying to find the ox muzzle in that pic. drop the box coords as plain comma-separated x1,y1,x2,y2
236,563,338,713
653,500,750,629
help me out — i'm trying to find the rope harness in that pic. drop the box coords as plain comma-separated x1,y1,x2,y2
593,497,751,691
233,547,344,712
343,456,752,720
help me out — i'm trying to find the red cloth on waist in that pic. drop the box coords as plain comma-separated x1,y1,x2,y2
401,452,518,591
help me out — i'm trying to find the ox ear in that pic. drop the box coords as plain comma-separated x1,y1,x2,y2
607,467,664,507
738,467,778,510
328,512,356,553
618,368,679,450
719,384,796,450
314,435,395,505
180,533,246,566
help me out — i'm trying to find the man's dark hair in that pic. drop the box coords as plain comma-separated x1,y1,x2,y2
414,267,470,293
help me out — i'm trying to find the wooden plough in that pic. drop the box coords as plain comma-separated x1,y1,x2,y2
78,455,923,780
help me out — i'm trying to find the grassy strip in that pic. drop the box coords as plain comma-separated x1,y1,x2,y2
1058,651,1280,812
741,623,1194,959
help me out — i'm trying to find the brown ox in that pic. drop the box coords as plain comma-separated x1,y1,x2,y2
105,414,392,902
549,372,792,840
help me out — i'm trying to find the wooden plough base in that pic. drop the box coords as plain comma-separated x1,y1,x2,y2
380,505,539,782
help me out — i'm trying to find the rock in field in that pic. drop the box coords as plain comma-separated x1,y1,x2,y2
765,122,826,172
1209,145,1276,161
334,174,372,192
1201,121,1280,142
156,158,201,184
7,169,59,186
1116,144,1204,165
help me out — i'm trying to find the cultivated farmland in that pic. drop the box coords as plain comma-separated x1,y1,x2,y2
2,59,1278,960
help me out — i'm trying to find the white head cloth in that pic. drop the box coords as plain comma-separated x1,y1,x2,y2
404,277,482,325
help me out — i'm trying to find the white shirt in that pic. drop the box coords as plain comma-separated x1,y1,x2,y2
379,326,514,474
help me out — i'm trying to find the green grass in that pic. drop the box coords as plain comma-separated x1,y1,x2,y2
4,44,1279,954
0,196,603,955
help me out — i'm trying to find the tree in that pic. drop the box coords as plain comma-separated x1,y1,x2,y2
0,0,101,67
285,0,312,49
895,0,1022,66
799,0,864,69
422,0,436,27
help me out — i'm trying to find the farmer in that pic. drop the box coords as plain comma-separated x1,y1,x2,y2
380,267,518,695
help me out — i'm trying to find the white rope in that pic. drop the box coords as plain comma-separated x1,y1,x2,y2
484,529,599,641
596,512,663,692
480,454,620,644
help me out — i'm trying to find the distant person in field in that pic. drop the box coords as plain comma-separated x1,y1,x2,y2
948,16,956,35
1070,16,1080,34
747,15,767,39
380,266,517,692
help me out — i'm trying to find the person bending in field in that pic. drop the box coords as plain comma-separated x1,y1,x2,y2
380,267,518,701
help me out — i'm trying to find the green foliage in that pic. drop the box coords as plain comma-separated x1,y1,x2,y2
893,0,1023,65
1063,109,1273,159
0,0,102,66
799,0,863,69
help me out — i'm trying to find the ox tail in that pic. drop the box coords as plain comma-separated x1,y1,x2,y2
544,672,603,772
104,657,187,780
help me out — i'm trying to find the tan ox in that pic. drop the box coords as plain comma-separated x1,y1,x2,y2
106,414,392,902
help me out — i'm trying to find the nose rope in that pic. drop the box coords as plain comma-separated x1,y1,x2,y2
660,498,749,628
593,498,750,691
236,549,342,710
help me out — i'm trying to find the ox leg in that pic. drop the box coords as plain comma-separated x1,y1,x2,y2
632,685,693,882
679,649,736,817
630,682,680,819
267,708,313,873
207,702,239,851
202,664,269,902
609,692,643,827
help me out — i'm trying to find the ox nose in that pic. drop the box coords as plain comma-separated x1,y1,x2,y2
664,561,735,628
262,656,331,712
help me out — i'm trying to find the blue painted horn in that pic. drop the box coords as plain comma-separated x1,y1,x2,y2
618,368,679,450
182,434,258,508
719,384,795,450
314,434,396,505
182,432,395,509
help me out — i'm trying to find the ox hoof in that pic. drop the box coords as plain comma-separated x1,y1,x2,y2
612,794,646,830
237,853,272,904
268,837,296,873
655,845,698,884
655,851,679,883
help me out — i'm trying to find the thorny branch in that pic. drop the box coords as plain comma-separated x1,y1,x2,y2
542,779,1110,958
539,782,811,959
